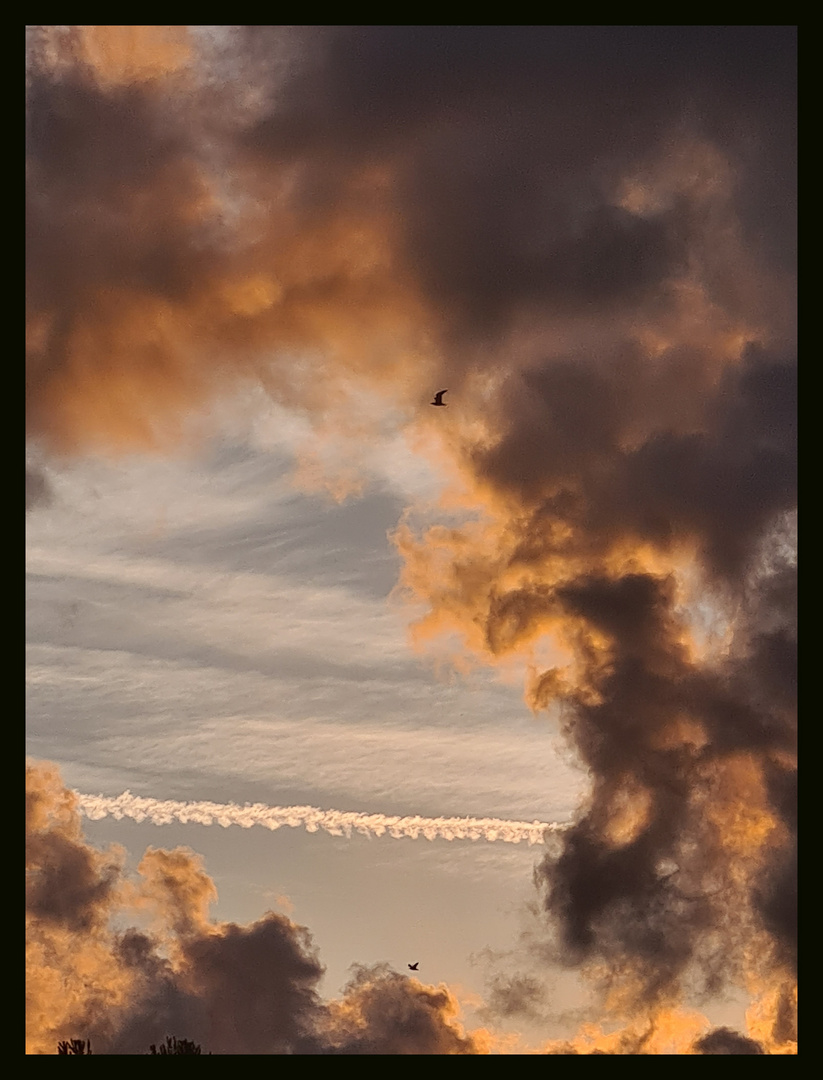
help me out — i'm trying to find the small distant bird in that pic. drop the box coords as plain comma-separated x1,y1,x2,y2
408,962,419,971
430,390,448,406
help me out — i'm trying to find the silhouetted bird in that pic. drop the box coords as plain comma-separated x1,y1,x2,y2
408,962,419,970
430,390,448,406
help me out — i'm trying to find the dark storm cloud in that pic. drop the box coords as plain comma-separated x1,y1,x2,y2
695,1027,765,1054
108,914,326,1055
26,763,123,936
530,563,796,1007
534,576,717,991
350,26,796,1027
754,764,797,976
244,26,795,170
609,347,797,580
26,26,796,446
464,343,795,584
26,87,207,322
243,26,794,338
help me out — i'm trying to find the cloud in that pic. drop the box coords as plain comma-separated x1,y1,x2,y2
26,27,435,461
26,27,796,1051
26,761,489,1055
316,963,489,1054
26,467,53,510
76,789,561,845
27,761,137,1054
694,1027,764,1055
27,27,794,460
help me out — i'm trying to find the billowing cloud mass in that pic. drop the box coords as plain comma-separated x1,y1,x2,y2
26,27,795,1052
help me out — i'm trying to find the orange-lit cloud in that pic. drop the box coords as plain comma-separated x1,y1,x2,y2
26,762,493,1055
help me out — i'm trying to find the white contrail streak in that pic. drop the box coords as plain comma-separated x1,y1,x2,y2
75,791,567,846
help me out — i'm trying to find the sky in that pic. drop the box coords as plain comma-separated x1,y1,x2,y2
26,26,796,1054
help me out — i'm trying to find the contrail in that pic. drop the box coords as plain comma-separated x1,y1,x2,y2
75,791,567,846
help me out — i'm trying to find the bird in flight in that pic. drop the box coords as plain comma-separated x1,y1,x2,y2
408,962,419,971
430,390,448,406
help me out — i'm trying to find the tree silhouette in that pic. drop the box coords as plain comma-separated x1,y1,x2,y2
57,1039,92,1054
56,1035,210,1055
148,1036,206,1055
